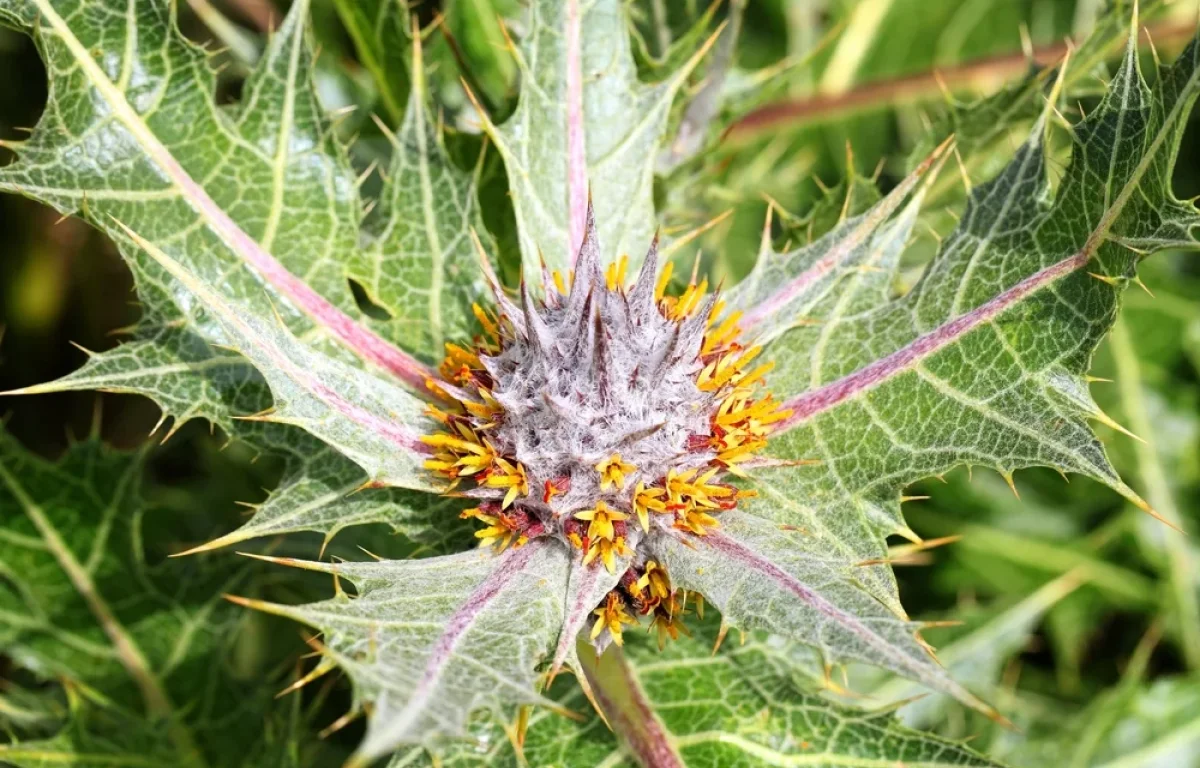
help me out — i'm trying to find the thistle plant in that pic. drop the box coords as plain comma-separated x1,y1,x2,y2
1,1,1199,767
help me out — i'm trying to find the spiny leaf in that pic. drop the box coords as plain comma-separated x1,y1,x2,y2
772,157,885,249
0,0,439,494
0,429,285,767
730,138,946,345
345,31,490,363
742,28,1200,565
477,0,716,280
179,449,469,557
5,1,1200,765
3,334,260,436
649,512,995,718
0,0,484,549
724,149,942,612
112,218,433,490
240,542,571,764
0,0,427,388
389,614,1008,768
3,319,446,552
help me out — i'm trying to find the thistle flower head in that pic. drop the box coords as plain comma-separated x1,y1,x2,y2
423,205,789,646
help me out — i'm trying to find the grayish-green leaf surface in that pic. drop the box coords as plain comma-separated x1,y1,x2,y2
0,0,446,534
0,0,363,354
345,38,489,363
480,0,712,279
649,512,989,714
737,30,1200,601
389,615,1006,768
248,541,570,764
725,160,934,610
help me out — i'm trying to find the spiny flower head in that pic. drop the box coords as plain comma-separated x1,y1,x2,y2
422,205,788,647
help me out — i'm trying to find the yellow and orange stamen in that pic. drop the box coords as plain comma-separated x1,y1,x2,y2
591,592,637,646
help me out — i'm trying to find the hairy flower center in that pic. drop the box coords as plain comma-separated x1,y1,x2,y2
422,230,789,646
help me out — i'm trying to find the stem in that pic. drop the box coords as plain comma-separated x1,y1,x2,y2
580,642,687,768
662,0,746,169
186,0,261,66
1109,317,1200,669
727,18,1198,141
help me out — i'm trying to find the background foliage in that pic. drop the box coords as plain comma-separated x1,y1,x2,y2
2,0,1200,766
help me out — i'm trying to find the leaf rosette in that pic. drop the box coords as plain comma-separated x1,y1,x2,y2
1,0,1198,765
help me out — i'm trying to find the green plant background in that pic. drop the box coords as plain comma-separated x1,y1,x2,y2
2,0,1199,766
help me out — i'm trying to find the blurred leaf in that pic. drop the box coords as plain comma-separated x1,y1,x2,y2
1109,316,1200,668
331,0,410,123
999,674,1200,768
0,429,299,767
863,574,1082,731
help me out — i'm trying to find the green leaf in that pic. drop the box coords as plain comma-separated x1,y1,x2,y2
861,573,1081,730
908,0,1162,209
743,25,1200,560
648,512,996,718
0,0,442,493
242,542,571,764
0,695,181,768
723,154,938,611
0,0,392,370
113,217,433,489
478,0,714,280
0,429,285,767
5,1,1200,765
330,0,410,124
390,615,1007,767
3,329,448,553
772,160,884,249
345,36,490,364
1109,316,1200,668
1001,675,1200,768
0,682,63,735
0,678,323,768
5,334,261,436
0,0,484,553
0,431,199,720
